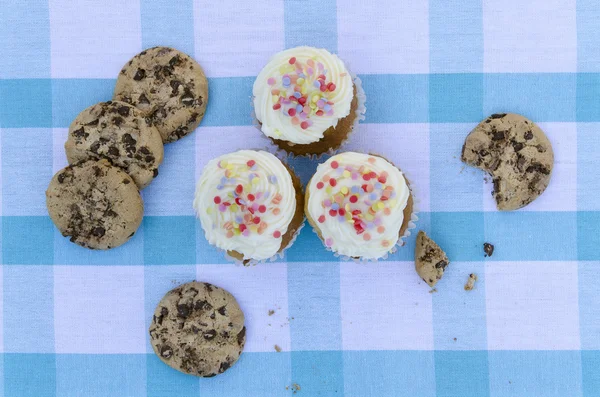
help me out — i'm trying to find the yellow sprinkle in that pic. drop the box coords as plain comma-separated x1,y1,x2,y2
326,186,332,194
230,204,239,212
389,199,397,207
345,212,352,220
312,95,320,103
250,225,258,233
365,213,374,221
252,177,260,184
232,222,239,228
297,77,305,85
225,169,231,178
377,202,385,210
310,102,316,109
279,65,287,74
274,129,282,137
340,186,348,195
343,170,351,178
206,207,213,214
301,87,308,95
345,203,351,212
272,95,279,103
226,164,234,170
234,229,241,235
221,160,228,167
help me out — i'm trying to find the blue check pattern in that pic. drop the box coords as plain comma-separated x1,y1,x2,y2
1,0,600,396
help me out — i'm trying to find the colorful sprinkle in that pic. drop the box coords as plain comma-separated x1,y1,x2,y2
318,215,326,223
289,57,296,64
273,231,281,238
267,77,276,85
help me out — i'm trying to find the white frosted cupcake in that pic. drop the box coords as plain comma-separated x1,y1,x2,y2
305,152,414,260
253,47,364,156
194,150,304,264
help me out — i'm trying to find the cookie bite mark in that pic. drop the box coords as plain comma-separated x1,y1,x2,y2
461,113,554,210
415,231,449,288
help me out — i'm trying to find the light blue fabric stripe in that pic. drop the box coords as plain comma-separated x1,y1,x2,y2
140,0,196,55
2,74,594,128
284,0,338,52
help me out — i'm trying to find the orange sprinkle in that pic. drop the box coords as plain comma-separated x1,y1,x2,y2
273,208,281,215
384,208,391,216
363,233,371,241
382,240,390,247
368,157,376,164
377,226,386,234
226,231,234,238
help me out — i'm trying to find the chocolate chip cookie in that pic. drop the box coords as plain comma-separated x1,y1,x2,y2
415,231,449,288
461,113,554,210
114,47,208,143
149,282,246,378
46,159,143,249
65,101,164,189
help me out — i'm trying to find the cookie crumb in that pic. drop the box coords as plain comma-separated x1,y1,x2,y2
429,288,437,294
464,273,478,291
483,242,494,257
292,383,301,394
274,344,282,353
453,337,457,341
268,309,275,316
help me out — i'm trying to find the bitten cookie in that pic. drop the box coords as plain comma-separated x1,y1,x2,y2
415,231,449,288
461,113,553,210
114,47,208,143
46,159,143,250
65,101,164,189
149,282,246,378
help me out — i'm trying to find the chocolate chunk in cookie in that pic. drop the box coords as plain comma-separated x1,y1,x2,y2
65,101,164,189
114,47,208,143
149,282,245,377
461,113,554,210
46,159,144,250
415,231,450,288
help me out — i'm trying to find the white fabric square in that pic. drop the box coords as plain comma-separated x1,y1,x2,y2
344,123,430,212
196,263,290,353
195,126,270,182
485,261,580,350
54,266,146,354
193,0,285,77
483,0,577,72
337,0,429,74
340,261,434,350
49,0,142,78
482,122,577,212
52,128,69,173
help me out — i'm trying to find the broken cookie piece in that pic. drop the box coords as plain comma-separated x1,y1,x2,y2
415,231,449,288
484,242,494,257
461,113,554,210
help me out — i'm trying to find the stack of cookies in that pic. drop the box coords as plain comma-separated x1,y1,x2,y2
46,47,208,250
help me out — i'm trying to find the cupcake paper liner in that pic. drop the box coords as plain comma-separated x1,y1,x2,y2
252,65,366,160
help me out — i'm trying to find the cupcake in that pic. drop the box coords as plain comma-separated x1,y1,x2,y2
194,150,304,264
305,152,414,260
253,47,365,156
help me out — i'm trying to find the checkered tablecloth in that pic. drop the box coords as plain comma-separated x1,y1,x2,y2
1,0,599,396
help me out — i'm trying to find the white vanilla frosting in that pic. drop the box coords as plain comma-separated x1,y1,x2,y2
306,152,410,259
194,150,296,260
253,46,354,145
